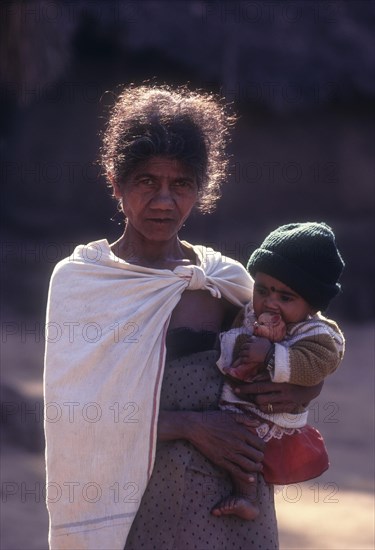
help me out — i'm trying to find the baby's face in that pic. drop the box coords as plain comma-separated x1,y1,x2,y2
253,272,315,325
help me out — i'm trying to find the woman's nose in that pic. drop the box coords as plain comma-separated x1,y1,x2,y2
150,185,175,209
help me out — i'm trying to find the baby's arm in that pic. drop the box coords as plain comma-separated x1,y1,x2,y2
217,304,259,380
226,312,286,381
270,318,345,386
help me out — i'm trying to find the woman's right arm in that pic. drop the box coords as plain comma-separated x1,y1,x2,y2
157,410,264,483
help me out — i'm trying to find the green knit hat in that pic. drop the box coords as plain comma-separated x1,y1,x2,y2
247,222,345,311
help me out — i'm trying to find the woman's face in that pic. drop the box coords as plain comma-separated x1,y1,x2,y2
114,156,199,243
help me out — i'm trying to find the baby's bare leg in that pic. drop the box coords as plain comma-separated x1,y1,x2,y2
211,473,260,521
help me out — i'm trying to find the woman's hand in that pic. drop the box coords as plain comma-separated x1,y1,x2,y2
188,411,265,482
158,410,264,483
232,380,324,414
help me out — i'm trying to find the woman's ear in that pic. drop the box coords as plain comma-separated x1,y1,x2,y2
108,172,122,199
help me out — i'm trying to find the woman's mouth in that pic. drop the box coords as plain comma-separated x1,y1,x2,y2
147,218,174,224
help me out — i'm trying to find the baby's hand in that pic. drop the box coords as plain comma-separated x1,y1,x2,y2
253,313,286,342
224,336,271,382
223,361,259,382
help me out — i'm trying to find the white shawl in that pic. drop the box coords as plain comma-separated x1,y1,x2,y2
44,239,252,549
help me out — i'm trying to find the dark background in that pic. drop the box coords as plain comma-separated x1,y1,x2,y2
1,0,374,324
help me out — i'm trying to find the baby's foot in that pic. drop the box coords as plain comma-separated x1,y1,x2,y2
211,495,260,521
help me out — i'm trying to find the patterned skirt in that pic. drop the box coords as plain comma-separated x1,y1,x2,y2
124,349,279,550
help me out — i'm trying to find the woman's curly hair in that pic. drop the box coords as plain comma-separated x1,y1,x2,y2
100,84,235,213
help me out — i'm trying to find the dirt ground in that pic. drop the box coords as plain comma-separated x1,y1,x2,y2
1,321,374,549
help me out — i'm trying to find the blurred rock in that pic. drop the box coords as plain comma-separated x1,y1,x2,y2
1,1,374,113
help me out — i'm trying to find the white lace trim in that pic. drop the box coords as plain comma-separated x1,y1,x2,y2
256,422,301,443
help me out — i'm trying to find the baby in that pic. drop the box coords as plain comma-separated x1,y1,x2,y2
213,222,345,521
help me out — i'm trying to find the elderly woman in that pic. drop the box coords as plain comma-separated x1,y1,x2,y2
44,85,321,550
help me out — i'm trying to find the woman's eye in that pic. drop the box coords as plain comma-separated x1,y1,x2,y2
174,180,192,189
137,178,156,188
280,295,292,302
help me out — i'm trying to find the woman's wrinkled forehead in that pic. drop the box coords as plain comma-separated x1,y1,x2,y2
124,156,197,184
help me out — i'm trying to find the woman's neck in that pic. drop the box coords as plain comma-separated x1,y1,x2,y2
110,230,196,270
